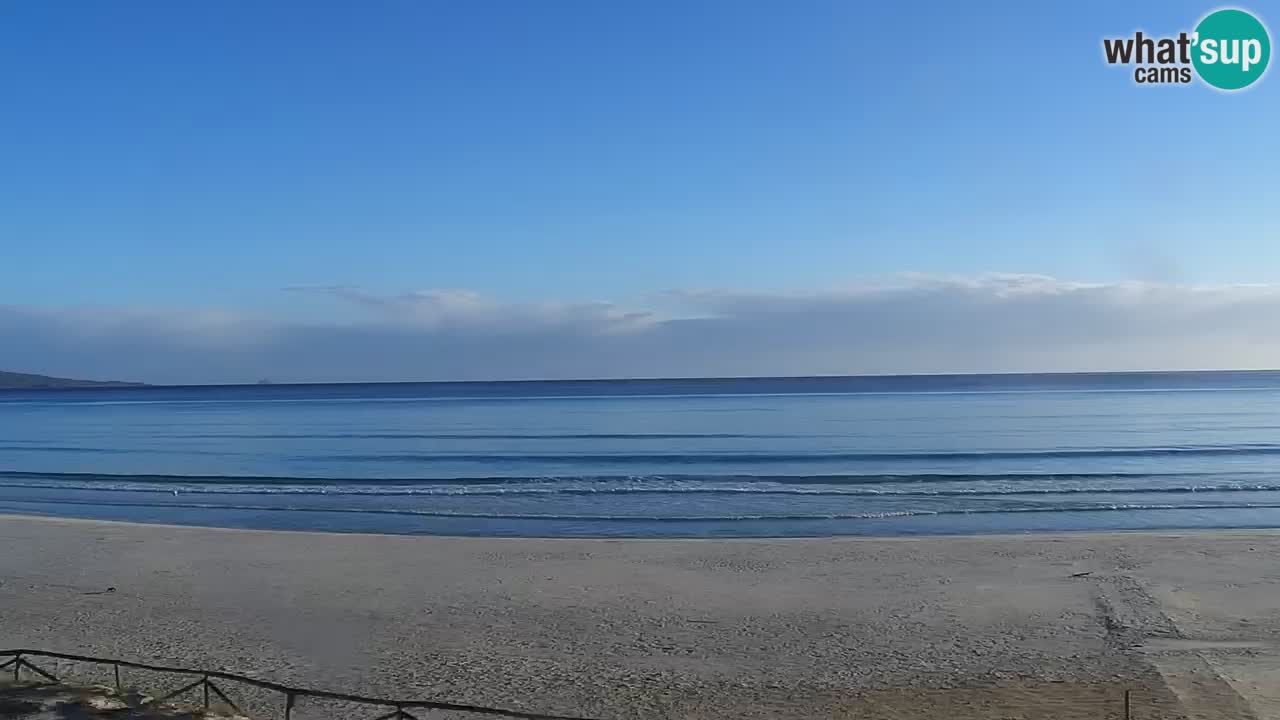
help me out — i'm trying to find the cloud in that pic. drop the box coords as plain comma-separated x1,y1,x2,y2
285,285,658,334
4,274,1280,384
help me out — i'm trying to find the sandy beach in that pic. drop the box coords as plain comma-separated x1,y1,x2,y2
3,515,1280,718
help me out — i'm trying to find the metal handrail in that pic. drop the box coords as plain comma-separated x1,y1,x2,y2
1,648,600,720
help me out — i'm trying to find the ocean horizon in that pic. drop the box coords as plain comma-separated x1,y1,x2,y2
17,367,1280,390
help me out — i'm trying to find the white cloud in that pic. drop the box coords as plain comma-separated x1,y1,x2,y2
284,285,659,334
5,275,1280,384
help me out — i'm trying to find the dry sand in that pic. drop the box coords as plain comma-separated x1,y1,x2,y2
3,515,1280,719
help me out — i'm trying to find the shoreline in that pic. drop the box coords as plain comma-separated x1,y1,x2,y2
5,513,1280,718
6,510,1280,543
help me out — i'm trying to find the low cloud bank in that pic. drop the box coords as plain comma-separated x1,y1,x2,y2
5,275,1279,384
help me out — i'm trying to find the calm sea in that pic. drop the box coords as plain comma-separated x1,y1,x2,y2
4,371,1280,537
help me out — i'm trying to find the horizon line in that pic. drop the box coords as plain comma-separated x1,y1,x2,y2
12,367,1280,391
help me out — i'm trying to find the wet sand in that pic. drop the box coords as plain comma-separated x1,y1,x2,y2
3,515,1279,718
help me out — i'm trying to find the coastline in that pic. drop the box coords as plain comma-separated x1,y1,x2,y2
9,510,1280,542
4,514,1280,718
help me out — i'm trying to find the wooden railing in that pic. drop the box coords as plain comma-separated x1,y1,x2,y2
0,648,599,720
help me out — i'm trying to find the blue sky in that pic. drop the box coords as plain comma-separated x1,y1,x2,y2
2,1,1279,381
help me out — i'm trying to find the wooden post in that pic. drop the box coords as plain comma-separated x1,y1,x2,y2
203,676,210,708
12,654,19,683
114,663,121,692
285,692,295,720
1125,689,1132,720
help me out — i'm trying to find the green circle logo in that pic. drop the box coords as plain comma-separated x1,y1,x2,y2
1192,9,1271,90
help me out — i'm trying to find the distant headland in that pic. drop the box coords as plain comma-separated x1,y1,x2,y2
0,370,145,389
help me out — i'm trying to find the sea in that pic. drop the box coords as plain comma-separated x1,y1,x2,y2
3,371,1280,538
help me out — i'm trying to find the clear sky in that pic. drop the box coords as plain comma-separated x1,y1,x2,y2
2,1,1279,382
